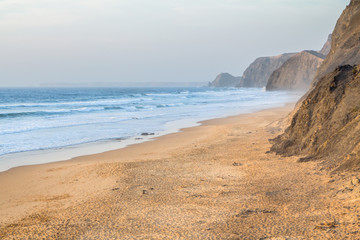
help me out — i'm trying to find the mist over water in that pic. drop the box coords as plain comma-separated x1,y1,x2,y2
0,87,300,160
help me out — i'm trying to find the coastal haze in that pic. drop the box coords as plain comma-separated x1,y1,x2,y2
3,1,360,239
0,0,344,87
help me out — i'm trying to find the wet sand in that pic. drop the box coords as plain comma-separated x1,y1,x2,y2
1,105,359,239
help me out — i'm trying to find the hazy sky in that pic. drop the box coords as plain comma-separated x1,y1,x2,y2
0,0,347,86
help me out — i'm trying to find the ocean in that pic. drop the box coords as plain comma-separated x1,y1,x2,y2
0,87,300,171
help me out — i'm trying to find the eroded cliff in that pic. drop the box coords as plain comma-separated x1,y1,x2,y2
313,0,360,86
270,65,360,171
237,53,296,88
270,0,360,172
266,51,325,91
318,34,332,56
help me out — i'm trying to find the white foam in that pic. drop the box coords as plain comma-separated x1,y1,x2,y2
0,88,302,171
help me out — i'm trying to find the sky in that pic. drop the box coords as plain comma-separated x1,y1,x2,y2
0,0,347,87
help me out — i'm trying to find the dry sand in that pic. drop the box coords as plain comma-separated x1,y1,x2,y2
0,105,359,239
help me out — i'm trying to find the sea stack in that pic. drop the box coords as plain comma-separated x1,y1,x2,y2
209,73,241,87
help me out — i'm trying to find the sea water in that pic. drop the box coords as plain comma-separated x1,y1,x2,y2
0,87,301,171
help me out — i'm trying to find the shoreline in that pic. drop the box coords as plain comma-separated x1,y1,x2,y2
0,101,296,173
2,103,359,239
1,87,301,170
0,104,294,223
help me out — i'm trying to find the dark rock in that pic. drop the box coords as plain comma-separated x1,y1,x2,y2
232,162,243,166
141,133,155,136
315,220,338,230
236,208,275,217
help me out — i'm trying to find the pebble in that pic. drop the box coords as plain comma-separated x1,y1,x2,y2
351,176,360,186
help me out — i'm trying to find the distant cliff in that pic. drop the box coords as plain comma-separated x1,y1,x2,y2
270,0,360,171
318,34,332,56
209,73,241,87
266,51,325,91
237,53,296,88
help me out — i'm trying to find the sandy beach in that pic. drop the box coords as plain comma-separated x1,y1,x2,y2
1,104,360,239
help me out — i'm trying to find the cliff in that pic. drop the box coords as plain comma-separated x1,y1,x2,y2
313,0,360,86
266,51,325,91
209,73,241,87
270,65,360,171
237,53,296,88
318,34,332,56
270,0,360,172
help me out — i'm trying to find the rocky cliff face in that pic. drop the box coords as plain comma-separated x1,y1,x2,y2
266,51,325,91
319,34,332,56
209,73,241,87
270,0,360,172
270,65,360,171
313,0,360,86
237,53,296,88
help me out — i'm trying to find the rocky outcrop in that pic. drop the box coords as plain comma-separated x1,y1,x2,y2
270,65,360,171
319,34,332,56
209,73,241,87
266,51,325,91
313,0,360,86
237,53,296,88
